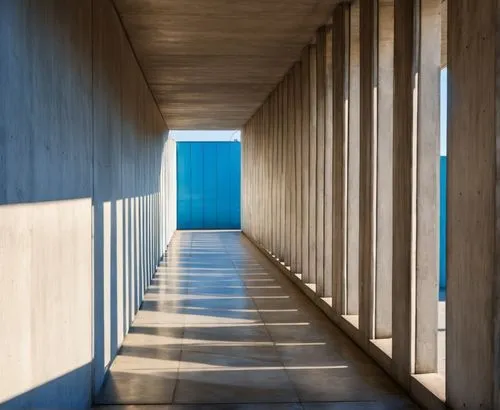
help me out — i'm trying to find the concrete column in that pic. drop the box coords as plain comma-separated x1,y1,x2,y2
392,0,416,387
447,0,500,407
263,104,267,245
415,0,440,375
258,107,262,243
272,89,279,255
251,113,256,241
358,0,376,341
245,121,253,235
301,46,311,283
294,62,303,274
262,105,266,244
271,86,276,255
262,103,266,244
258,108,262,241
242,127,246,232
245,121,250,236
255,109,258,238
256,111,259,240
289,70,297,271
393,0,441,389
440,0,447,68
284,74,291,266
316,27,327,295
246,124,251,235
251,117,256,239
347,0,361,316
308,44,318,286
332,3,349,312
279,81,286,261
375,0,394,341
242,125,247,233
266,99,272,250
259,107,264,243
274,88,280,256
324,22,334,299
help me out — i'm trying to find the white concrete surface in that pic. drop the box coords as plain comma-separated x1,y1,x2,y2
0,2,176,409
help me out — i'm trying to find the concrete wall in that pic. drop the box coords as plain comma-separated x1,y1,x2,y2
0,1,176,409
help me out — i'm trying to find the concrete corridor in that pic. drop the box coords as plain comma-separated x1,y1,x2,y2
93,231,416,409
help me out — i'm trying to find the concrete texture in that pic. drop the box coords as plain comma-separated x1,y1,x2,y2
242,1,447,408
346,0,361,316
447,0,499,407
324,23,334,299
0,1,176,409
315,26,326,296
358,0,376,342
92,0,176,392
3,0,497,409
112,0,345,129
414,0,441,375
392,0,416,387
331,4,348,312
375,0,394,340
300,47,311,284
93,231,417,409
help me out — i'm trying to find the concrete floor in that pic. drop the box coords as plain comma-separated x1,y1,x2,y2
94,231,418,410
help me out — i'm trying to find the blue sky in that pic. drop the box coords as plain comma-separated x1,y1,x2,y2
169,130,241,142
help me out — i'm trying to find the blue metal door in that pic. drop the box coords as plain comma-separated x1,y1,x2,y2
177,142,241,230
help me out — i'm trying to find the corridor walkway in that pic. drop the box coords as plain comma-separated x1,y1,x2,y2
94,231,417,409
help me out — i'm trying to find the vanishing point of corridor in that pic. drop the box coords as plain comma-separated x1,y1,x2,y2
94,231,416,409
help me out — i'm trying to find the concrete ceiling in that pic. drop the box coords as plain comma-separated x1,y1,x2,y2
113,0,341,129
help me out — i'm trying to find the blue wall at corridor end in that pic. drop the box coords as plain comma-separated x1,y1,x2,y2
177,141,241,230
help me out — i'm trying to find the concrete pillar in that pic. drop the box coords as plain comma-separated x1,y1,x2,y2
347,0,361,317
447,0,500,407
254,109,258,240
246,124,250,235
415,0,440,376
251,117,255,238
440,0,447,68
308,44,318,286
274,88,280,256
262,104,265,243
294,62,303,274
262,100,268,249
392,0,416,387
244,122,249,234
272,89,278,256
261,102,266,246
263,100,272,249
242,125,246,232
259,106,264,244
263,103,267,245
278,81,285,261
289,70,297,271
316,27,326,295
324,22,334,299
270,85,275,255
393,0,441,390
358,0,376,341
332,3,349,312
301,46,311,283
284,74,291,266
375,0,394,340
